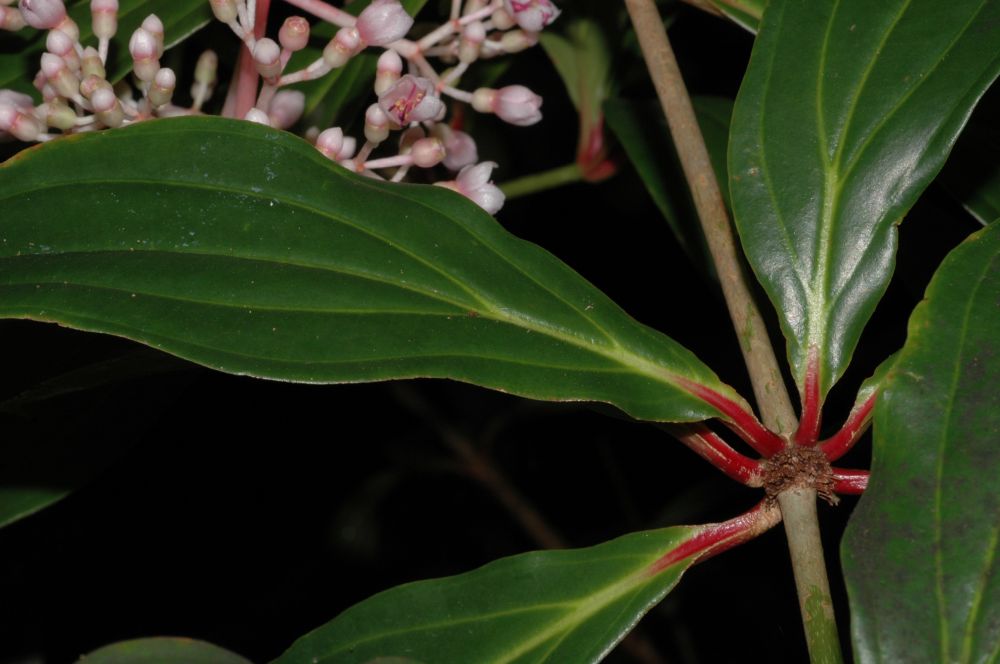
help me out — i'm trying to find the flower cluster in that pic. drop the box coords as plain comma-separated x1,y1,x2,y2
0,0,564,215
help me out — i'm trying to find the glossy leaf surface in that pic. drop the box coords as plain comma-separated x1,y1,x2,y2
730,0,1000,399
842,221,1000,663
273,526,697,664
79,637,252,664
0,117,743,423
0,0,211,95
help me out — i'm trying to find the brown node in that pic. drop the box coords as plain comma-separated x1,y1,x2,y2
762,445,838,506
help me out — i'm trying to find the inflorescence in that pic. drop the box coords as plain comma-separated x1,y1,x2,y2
0,0,564,214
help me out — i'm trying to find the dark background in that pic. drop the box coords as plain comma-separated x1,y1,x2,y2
0,2,985,662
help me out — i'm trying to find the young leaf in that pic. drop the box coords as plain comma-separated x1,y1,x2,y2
0,0,212,95
729,0,1000,401
273,525,708,664
692,0,763,33
0,117,747,424
79,637,252,663
841,221,1000,663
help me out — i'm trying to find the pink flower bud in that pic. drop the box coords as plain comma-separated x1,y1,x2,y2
459,21,485,63
316,127,343,158
81,46,105,78
472,85,542,126
0,101,43,141
267,89,304,129
1,7,28,31
433,124,478,171
340,135,357,160
490,7,515,30
374,48,402,95
503,0,560,32
499,29,537,53
410,137,445,168
18,0,65,29
253,37,282,81
436,161,504,214
279,16,309,52
43,98,76,130
147,66,175,107
129,27,159,81
45,29,78,70
79,73,110,99
40,52,78,99
323,25,360,68
209,0,237,23
378,74,444,125
90,85,123,127
364,102,390,143
356,0,413,46
0,89,35,110
398,125,424,152
90,0,117,40
244,108,271,126
141,14,164,56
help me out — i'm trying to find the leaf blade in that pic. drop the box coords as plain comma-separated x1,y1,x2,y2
79,637,252,664
841,221,1000,663
0,117,743,423
729,0,1000,400
272,526,699,664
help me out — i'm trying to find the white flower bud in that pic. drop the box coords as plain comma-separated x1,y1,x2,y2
364,103,390,144
147,67,175,108
90,0,117,40
279,16,309,52
244,108,271,126
410,137,445,168
356,0,413,46
209,0,237,23
374,48,402,95
253,37,282,81
267,89,304,129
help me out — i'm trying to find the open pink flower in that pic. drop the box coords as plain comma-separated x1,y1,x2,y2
436,162,504,215
378,74,444,125
503,0,560,32
356,0,413,46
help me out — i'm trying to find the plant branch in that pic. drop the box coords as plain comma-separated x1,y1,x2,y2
500,163,584,199
624,0,796,437
777,489,845,664
624,5,845,662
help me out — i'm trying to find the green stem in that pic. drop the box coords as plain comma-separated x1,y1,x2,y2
777,489,845,664
500,163,584,199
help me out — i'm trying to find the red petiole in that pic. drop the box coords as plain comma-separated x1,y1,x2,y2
647,501,781,575
664,423,763,486
677,379,786,457
819,393,876,461
793,351,822,445
832,468,868,495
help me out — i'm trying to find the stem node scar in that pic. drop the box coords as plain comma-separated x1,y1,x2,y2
763,445,837,506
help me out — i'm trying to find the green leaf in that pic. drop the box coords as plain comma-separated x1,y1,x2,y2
0,116,745,424
273,526,698,664
604,96,732,270
729,0,1000,401
539,17,613,127
700,0,764,33
0,0,212,95
79,637,252,664
287,0,429,128
841,221,1000,663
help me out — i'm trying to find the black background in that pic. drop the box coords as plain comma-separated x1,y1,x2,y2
0,2,984,662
